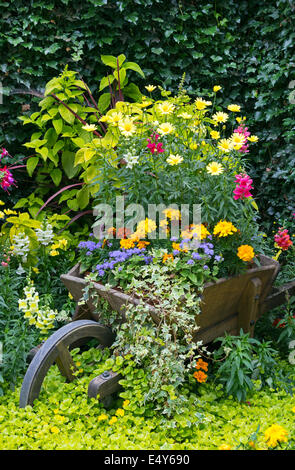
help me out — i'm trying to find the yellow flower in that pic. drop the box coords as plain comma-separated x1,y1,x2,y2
0,211,5,219
4,209,17,215
50,426,60,434
218,444,231,450
218,138,233,153
123,400,130,408
230,133,246,149
119,118,136,137
178,112,192,119
247,135,259,142
115,408,125,417
32,267,39,274
291,406,295,413
195,97,212,110
136,218,157,235
0,200,4,205
213,85,222,92
157,122,175,136
108,111,123,126
206,162,224,175
210,130,220,140
237,245,255,262
162,208,181,220
98,414,108,421
120,238,135,249
137,240,150,249
190,142,198,150
213,220,237,237
49,250,59,256
166,154,183,166
227,104,241,112
145,85,156,92
158,101,175,115
264,424,288,448
212,111,229,123
109,416,118,425
82,123,97,132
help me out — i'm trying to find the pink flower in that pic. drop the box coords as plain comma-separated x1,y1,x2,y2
274,228,293,251
1,262,8,267
147,133,165,154
0,166,15,190
0,148,8,159
233,173,253,200
234,124,250,153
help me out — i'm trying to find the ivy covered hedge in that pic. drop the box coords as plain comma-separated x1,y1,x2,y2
0,0,294,225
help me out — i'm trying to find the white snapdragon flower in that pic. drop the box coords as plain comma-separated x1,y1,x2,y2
12,233,30,261
124,151,140,169
35,223,54,246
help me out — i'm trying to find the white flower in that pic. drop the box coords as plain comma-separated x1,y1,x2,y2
35,223,54,246
124,151,140,169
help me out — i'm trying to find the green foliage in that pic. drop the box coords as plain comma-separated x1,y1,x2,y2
1,0,295,226
212,329,292,402
0,347,294,449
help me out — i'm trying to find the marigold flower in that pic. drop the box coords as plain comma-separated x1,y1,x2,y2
213,220,237,238
193,370,207,383
162,253,174,263
237,245,255,262
137,240,150,250
120,239,135,249
195,358,208,371
264,424,288,448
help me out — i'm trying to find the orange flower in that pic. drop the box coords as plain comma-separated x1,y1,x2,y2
196,358,208,371
137,240,150,249
162,253,174,263
117,227,131,239
193,370,207,383
237,244,255,262
120,239,135,249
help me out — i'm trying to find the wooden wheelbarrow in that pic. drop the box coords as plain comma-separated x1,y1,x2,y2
19,255,295,408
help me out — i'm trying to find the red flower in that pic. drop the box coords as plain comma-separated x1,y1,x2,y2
274,228,293,251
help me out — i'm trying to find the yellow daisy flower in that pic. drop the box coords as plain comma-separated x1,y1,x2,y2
119,118,136,137
157,122,175,135
247,135,259,142
166,154,183,166
195,97,212,110
217,138,233,152
206,162,224,175
158,101,175,115
227,104,241,112
82,123,97,132
212,111,229,123
210,130,220,140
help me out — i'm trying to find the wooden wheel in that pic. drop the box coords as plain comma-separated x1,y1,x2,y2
19,320,115,408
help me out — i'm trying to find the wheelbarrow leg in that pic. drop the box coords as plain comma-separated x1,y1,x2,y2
237,277,262,336
88,370,122,407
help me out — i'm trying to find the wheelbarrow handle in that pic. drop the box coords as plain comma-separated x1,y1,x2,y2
262,279,295,313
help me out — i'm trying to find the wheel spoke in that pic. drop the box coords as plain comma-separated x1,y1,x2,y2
55,342,77,382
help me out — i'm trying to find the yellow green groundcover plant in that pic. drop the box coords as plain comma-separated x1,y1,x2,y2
0,347,294,451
